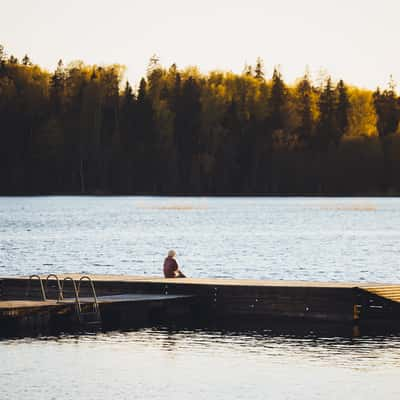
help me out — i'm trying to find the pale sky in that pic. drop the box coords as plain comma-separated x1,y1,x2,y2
1,0,399,90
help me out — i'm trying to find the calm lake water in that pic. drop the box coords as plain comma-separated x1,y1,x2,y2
1,196,400,399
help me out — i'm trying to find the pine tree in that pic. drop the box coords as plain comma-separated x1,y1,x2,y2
22,54,32,66
335,79,350,145
123,81,134,104
372,77,400,191
120,81,135,151
243,63,253,77
50,59,66,114
8,55,18,64
147,55,163,104
296,72,314,147
137,78,147,104
373,77,399,138
136,78,158,191
269,67,287,130
146,54,161,77
0,44,6,71
254,57,265,81
174,76,201,189
171,71,181,114
317,77,337,149
219,100,244,191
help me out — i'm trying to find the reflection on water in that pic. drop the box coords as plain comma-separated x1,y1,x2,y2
2,326,400,400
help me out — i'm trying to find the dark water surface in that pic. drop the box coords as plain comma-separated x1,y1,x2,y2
1,197,400,399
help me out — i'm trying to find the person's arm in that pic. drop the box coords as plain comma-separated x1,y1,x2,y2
174,260,186,277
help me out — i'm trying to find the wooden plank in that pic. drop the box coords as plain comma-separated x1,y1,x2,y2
0,299,59,310
1,274,365,288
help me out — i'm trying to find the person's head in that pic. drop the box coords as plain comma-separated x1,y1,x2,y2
167,249,176,258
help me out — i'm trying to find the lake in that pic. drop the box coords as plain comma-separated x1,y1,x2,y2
1,196,400,399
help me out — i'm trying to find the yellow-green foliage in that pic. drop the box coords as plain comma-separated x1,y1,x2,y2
347,87,377,137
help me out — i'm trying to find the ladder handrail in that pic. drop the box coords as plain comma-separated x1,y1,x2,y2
61,277,82,315
60,276,101,325
77,276,100,313
25,275,47,301
45,274,63,301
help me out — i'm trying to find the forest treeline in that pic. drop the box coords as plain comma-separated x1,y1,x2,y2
1,45,400,195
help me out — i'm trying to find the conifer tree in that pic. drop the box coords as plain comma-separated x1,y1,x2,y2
22,54,32,66
123,81,134,104
50,59,66,114
296,72,314,147
372,77,400,190
373,77,399,138
335,79,350,145
175,76,201,189
0,45,6,71
170,70,181,114
136,78,158,191
269,67,287,130
8,55,18,64
120,81,135,147
219,100,245,191
254,57,265,81
243,63,253,77
317,77,337,149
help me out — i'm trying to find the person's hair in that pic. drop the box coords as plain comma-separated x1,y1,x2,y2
168,249,176,258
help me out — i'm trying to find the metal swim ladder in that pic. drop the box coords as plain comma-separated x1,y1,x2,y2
45,274,63,301
61,276,102,327
25,275,47,301
77,276,102,326
25,274,101,327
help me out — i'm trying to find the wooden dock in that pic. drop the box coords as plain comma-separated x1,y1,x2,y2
1,274,400,336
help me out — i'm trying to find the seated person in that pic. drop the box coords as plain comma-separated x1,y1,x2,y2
163,250,186,278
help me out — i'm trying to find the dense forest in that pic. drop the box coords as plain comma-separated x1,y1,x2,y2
1,45,400,195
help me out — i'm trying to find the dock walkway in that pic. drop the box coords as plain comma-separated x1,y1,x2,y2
1,275,400,335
